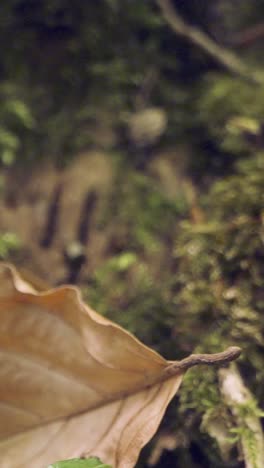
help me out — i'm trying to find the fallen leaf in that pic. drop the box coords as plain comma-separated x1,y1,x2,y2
0,264,241,468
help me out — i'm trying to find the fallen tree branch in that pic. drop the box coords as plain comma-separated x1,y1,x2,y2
156,0,262,85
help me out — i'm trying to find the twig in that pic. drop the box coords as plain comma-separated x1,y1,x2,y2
232,23,264,48
156,0,262,85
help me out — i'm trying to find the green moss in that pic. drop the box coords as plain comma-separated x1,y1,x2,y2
173,151,264,352
86,255,177,356
228,398,264,468
102,168,187,252
236,398,264,420
196,75,264,155
179,365,221,414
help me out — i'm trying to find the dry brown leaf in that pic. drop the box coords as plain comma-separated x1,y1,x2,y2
0,264,241,468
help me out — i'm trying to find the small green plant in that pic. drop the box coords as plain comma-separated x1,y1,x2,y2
0,232,20,258
0,84,34,165
48,457,111,468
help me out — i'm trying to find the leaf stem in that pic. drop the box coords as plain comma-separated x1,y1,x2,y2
165,346,241,377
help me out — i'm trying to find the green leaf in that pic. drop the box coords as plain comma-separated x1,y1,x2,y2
47,457,112,468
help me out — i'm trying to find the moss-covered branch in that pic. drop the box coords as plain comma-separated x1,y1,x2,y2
219,365,264,468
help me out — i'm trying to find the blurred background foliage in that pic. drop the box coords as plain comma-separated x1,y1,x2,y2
1,0,264,466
